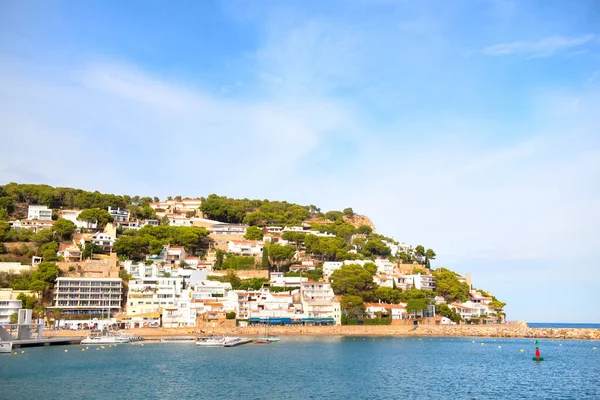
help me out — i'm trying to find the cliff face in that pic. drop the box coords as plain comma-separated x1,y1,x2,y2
343,214,376,233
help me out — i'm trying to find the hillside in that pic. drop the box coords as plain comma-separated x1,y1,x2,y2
0,182,506,324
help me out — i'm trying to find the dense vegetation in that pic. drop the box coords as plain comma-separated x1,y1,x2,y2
113,225,210,259
0,183,158,217
208,272,268,291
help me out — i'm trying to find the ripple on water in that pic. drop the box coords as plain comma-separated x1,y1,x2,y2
0,338,599,399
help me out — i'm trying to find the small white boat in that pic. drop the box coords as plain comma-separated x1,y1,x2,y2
81,333,132,345
195,336,252,347
0,341,12,354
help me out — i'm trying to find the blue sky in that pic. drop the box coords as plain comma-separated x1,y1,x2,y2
1,0,599,322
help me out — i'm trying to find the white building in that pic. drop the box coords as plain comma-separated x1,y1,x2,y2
61,209,94,229
108,207,129,222
0,289,35,324
27,205,52,221
52,277,123,316
127,277,183,315
364,302,408,320
407,274,436,291
150,199,202,216
300,281,340,325
211,224,247,235
167,215,193,227
91,232,116,252
265,272,307,288
374,274,394,288
191,280,232,300
227,240,263,256
322,262,343,278
162,290,197,327
11,219,54,233
374,259,395,275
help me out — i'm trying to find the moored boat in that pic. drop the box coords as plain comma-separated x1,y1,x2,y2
0,341,12,354
81,332,135,345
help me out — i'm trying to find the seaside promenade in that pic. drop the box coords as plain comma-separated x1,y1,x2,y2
45,322,600,341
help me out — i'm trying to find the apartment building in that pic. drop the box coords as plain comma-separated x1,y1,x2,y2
52,277,123,315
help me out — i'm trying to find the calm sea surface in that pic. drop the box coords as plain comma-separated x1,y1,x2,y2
1,336,599,400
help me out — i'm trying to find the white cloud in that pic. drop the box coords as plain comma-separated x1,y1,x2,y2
482,34,596,58
0,59,353,197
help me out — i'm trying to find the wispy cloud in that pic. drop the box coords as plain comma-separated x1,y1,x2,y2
482,34,596,58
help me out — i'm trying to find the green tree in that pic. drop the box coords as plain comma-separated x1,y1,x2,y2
281,231,306,248
360,239,391,257
0,220,10,241
325,211,344,222
224,270,241,289
81,243,103,259
364,262,377,275
432,268,470,302
200,194,246,223
357,225,373,235
261,247,270,269
31,229,55,245
343,208,355,218
414,245,426,264
406,298,429,315
17,292,39,309
435,303,462,323
340,295,366,319
215,249,224,270
268,244,296,271
425,248,436,268
244,226,264,240
399,251,412,264
40,241,59,261
330,264,376,296
9,312,18,324
113,236,150,259
77,208,114,229
52,218,76,240
374,286,403,304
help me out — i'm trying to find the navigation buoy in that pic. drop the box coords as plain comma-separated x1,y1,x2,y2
64,349,68,352
559,344,562,347
593,347,597,350
532,340,544,361
520,349,524,353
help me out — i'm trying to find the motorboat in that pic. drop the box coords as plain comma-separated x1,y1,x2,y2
195,336,252,347
81,332,133,345
0,341,12,354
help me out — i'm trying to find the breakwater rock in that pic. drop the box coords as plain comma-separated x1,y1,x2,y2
416,324,600,341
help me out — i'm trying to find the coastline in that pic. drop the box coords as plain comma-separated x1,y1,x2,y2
46,322,600,341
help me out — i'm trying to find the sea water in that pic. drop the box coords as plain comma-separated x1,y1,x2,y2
1,336,599,399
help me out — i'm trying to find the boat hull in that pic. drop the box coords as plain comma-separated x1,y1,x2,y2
0,342,12,354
